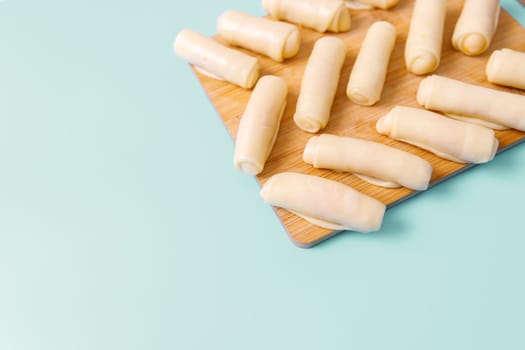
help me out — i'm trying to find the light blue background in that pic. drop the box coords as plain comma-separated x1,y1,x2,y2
1,0,525,349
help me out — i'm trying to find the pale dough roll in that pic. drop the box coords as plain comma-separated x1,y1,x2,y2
260,172,385,232
303,134,432,190
417,75,525,131
345,0,399,10
452,0,500,56
294,37,346,133
404,0,446,75
217,10,301,62
234,76,288,175
376,106,498,164
262,0,351,33
346,21,396,106
487,49,525,90
174,29,259,89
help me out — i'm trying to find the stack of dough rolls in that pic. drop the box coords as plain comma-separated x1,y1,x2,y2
263,0,351,33
346,21,396,106
486,49,525,90
174,29,259,89
452,0,500,56
234,76,288,175
303,134,432,190
217,10,301,62
260,172,385,232
404,0,446,75
294,37,346,133
344,0,399,10
417,75,525,131
376,106,498,164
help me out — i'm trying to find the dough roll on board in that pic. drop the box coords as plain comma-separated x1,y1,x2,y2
303,134,432,191
404,0,446,75
452,0,500,56
417,75,525,131
234,76,288,175
346,21,396,106
376,106,498,164
486,49,525,90
260,172,385,232
294,37,346,133
263,0,351,33
217,10,301,62
344,0,399,10
174,29,259,89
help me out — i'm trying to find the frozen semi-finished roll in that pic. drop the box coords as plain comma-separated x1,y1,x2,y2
487,49,525,90
294,37,346,133
404,0,446,75
303,134,432,190
217,10,300,62
263,0,351,33
174,29,259,89
417,75,525,131
260,172,385,232
376,106,498,164
347,21,396,106
234,76,288,175
344,0,399,10
452,0,500,56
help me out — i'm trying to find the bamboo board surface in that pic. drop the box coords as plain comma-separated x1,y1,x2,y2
191,1,525,248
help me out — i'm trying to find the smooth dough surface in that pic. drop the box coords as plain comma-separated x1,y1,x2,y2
174,29,259,89
303,134,432,190
417,75,525,131
217,10,300,62
263,0,351,33
347,21,396,106
486,48,525,90
376,106,498,164
345,0,399,9
234,76,288,175
260,172,385,232
294,37,346,133
404,0,446,75
452,0,500,56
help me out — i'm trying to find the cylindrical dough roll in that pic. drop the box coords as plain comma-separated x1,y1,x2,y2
174,29,259,89
376,106,498,164
262,0,351,33
303,134,432,190
486,49,525,90
345,0,399,10
260,172,385,232
452,0,500,56
417,75,525,131
294,37,346,133
347,21,396,106
234,76,288,175
217,10,301,62
404,0,446,75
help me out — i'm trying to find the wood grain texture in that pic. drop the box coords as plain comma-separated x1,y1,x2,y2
190,1,525,248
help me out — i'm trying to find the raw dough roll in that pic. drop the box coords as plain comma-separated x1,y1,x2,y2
217,10,301,62
417,75,525,131
376,106,499,164
303,134,432,190
404,0,446,75
452,0,500,56
263,0,351,33
346,21,396,106
174,29,259,89
234,76,288,175
345,0,399,10
260,172,385,232
294,37,346,133
486,49,525,90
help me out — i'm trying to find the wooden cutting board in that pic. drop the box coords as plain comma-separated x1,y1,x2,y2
190,1,525,248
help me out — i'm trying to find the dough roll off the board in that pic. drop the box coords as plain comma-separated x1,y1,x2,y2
486,49,525,90
260,172,385,232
